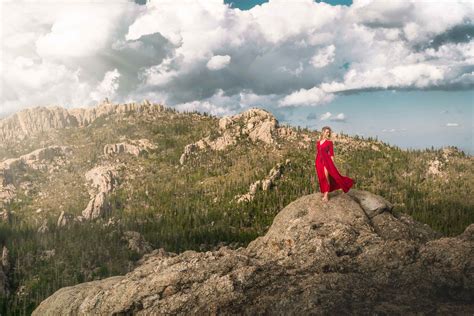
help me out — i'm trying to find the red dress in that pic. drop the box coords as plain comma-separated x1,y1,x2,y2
315,139,354,193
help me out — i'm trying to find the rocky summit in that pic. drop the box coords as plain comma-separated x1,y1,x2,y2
33,190,473,315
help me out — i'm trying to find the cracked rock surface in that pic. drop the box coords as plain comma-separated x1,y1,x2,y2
33,190,473,315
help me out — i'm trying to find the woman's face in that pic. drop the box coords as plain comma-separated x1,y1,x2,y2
323,129,331,138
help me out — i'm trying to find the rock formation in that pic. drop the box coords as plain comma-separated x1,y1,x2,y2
235,159,291,203
104,139,157,157
122,231,153,255
180,108,282,164
0,146,72,206
0,100,165,143
81,165,119,220
425,147,461,179
33,190,473,315
1,146,71,171
179,108,312,164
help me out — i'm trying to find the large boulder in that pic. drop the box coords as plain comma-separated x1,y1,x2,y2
81,165,118,220
33,190,473,315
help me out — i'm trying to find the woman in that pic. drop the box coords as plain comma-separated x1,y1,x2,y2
315,126,354,202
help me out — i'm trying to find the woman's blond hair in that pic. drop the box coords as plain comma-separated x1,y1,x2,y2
319,126,332,141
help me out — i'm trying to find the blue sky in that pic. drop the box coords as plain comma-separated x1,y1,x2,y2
1,0,473,155
275,90,473,154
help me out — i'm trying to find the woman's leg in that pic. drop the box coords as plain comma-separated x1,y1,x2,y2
322,166,329,201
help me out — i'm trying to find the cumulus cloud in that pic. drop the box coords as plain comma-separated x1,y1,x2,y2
319,111,346,122
1,0,473,116
331,113,346,121
320,112,332,121
90,69,121,102
310,45,336,68
279,87,335,107
207,55,231,70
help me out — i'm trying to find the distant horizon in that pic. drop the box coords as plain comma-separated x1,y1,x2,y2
1,99,471,156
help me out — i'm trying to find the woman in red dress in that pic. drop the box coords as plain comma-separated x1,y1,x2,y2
315,126,354,202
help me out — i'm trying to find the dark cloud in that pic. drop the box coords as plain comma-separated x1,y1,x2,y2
414,23,474,51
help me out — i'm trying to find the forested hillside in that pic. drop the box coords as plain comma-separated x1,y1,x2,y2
0,101,472,314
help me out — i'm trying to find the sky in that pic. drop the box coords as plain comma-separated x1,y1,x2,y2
0,0,473,155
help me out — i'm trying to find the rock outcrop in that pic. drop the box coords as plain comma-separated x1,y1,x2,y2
179,108,312,164
33,190,473,315
235,159,291,203
0,100,165,143
0,146,72,206
81,165,119,220
104,139,157,157
180,108,282,164
122,231,153,255
0,146,71,171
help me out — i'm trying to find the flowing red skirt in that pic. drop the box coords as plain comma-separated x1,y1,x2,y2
315,154,354,193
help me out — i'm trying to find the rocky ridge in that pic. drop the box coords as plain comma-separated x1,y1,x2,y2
0,100,165,143
33,190,473,315
180,108,299,164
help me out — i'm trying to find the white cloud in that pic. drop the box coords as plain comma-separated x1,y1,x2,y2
174,100,234,117
206,55,231,70
249,0,341,44
35,5,122,58
320,112,332,120
319,111,345,121
446,123,460,127
1,0,473,115
310,45,336,68
90,69,121,102
331,113,346,121
279,87,335,107
143,57,178,86
238,91,280,108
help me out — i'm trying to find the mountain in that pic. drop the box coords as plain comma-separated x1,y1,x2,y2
0,100,472,314
33,190,473,314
